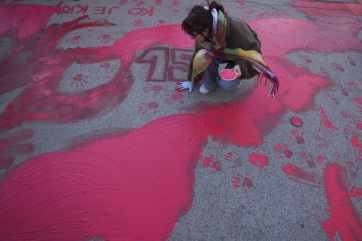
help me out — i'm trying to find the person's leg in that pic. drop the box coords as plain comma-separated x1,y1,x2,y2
218,63,242,90
201,59,221,91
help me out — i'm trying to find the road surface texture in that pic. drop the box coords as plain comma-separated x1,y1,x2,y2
0,0,361,240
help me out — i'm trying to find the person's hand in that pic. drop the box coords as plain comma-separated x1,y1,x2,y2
175,81,193,92
232,65,242,78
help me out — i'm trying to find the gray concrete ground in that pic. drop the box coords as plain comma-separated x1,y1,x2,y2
0,0,361,240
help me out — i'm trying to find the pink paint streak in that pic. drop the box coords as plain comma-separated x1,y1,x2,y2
320,164,362,240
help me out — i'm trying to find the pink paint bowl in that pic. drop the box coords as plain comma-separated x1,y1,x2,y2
220,69,237,81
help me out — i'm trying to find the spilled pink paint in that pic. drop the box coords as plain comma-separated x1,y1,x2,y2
0,114,224,240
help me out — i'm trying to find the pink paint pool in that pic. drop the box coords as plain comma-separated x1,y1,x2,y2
220,69,237,81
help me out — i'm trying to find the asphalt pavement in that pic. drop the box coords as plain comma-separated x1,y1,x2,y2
0,0,361,240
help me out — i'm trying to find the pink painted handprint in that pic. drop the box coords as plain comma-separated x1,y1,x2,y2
138,102,159,114
353,97,362,115
132,20,144,27
143,84,162,95
337,84,349,96
274,143,293,158
155,0,163,5
66,35,83,45
331,63,345,72
290,129,305,144
155,20,165,26
232,174,253,194
164,93,183,104
346,57,356,66
235,1,246,9
300,152,315,168
99,63,117,73
98,35,114,44
315,155,327,164
224,151,237,161
202,154,221,174
118,0,127,5
314,135,328,149
299,55,312,63
70,74,88,87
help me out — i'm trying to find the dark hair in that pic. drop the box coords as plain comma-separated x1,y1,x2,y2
182,1,225,36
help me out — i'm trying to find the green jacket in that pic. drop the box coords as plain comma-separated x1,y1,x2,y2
187,16,262,81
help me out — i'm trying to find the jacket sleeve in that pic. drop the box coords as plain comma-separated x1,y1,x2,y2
233,59,259,80
226,17,262,80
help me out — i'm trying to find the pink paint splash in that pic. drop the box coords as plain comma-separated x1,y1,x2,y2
248,153,269,170
320,164,362,240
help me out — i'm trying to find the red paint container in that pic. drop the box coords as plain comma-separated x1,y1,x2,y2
220,69,237,81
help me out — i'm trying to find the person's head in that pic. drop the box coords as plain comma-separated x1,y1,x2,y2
182,1,225,42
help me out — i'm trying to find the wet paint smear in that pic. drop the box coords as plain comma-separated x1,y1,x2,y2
1,1,362,240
